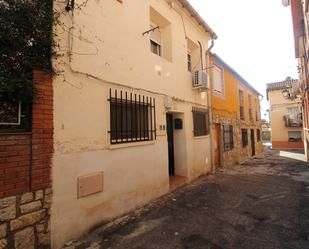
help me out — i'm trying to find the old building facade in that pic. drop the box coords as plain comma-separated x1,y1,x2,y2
284,0,309,159
210,54,263,169
51,0,216,248
266,78,304,149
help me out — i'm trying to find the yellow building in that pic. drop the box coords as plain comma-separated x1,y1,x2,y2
210,54,263,168
266,78,303,149
52,0,216,248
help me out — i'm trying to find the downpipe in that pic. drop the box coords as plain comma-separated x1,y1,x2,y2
206,39,215,173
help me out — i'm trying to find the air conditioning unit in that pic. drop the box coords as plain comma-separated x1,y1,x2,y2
192,70,209,89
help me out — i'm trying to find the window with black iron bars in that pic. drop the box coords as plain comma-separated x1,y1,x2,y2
192,107,209,137
241,128,248,147
109,89,156,144
223,125,234,151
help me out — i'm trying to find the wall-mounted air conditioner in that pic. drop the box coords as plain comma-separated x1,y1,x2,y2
192,70,209,89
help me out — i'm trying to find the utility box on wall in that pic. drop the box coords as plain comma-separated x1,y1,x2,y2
77,172,104,198
174,118,183,129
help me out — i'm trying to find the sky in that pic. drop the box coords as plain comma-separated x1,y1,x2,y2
188,0,298,120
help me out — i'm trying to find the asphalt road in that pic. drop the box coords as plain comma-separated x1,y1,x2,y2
63,148,309,249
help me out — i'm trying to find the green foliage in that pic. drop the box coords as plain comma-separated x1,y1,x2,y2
0,0,54,102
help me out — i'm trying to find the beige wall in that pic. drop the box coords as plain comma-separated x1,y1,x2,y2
52,0,213,248
268,90,303,142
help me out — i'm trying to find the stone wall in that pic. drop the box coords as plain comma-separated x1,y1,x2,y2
0,189,51,249
213,115,263,168
0,71,53,249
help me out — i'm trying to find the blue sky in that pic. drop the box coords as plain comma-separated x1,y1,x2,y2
188,0,298,119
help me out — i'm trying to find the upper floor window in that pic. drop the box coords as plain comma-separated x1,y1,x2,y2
248,94,253,121
108,89,156,144
239,90,244,120
187,38,198,73
187,53,192,72
255,98,259,121
150,23,161,56
212,64,224,96
287,107,300,120
150,7,172,61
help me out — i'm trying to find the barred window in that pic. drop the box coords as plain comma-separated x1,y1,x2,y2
241,128,248,147
239,90,244,120
223,125,234,151
0,101,31,133
192,107,209,136
257,129,261,142
109,89,156,144
248,95,253,121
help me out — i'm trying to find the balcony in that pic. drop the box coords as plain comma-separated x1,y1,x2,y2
283,114,303,127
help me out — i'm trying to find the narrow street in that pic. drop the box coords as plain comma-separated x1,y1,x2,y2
63,148,309,249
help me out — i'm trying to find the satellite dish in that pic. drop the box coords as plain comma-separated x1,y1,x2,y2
282,0,290,7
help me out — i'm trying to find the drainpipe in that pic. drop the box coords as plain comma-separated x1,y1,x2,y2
206,39,215,173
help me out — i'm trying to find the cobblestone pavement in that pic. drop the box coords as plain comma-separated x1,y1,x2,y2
62,148,309,249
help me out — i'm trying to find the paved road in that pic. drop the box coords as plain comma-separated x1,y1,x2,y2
63,148,309,249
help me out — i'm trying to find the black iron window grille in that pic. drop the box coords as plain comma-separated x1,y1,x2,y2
241,128,248,147
223,125,234,151
108,89,156,144
0,101,31,133
192,107,209,136
239,90,245,120
257,129,261,142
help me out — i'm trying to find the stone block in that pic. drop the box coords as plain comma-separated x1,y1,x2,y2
36,223,45,233
20,201,41,214
35,190,43,200
38,232,50,246
45,188,52,195
14,227,34,249
10,210,45,231
44,194,52,208
0,239,7,249
21,193,33,204
0,224,6,238
0,206,16,221
0,197,16,209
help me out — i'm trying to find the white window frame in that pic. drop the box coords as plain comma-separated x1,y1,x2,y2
212,64,224,96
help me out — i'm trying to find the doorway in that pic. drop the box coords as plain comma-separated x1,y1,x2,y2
251,129,255,156
213,124,221,168
166,113,175,175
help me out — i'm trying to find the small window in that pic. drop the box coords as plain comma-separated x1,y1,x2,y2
248,95,253,121
239,90,244,120
223,125,234,151
241,128,248,147
0,101,31,133
288,131,302,142
187,53,192,72
109,89,156,144
257,129,261,142
150,24,161,56
213,64,224,95
255,98,259,121
192,107,209,136
287,107,299,119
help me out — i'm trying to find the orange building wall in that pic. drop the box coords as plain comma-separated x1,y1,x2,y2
210,55,261,120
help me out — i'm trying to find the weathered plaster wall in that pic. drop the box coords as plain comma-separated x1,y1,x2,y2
268,90,303,148
52,0,212,248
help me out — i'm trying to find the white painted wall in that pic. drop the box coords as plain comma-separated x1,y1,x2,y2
52,0,213,248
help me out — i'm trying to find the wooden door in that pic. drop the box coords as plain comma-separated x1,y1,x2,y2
213,124,220,168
